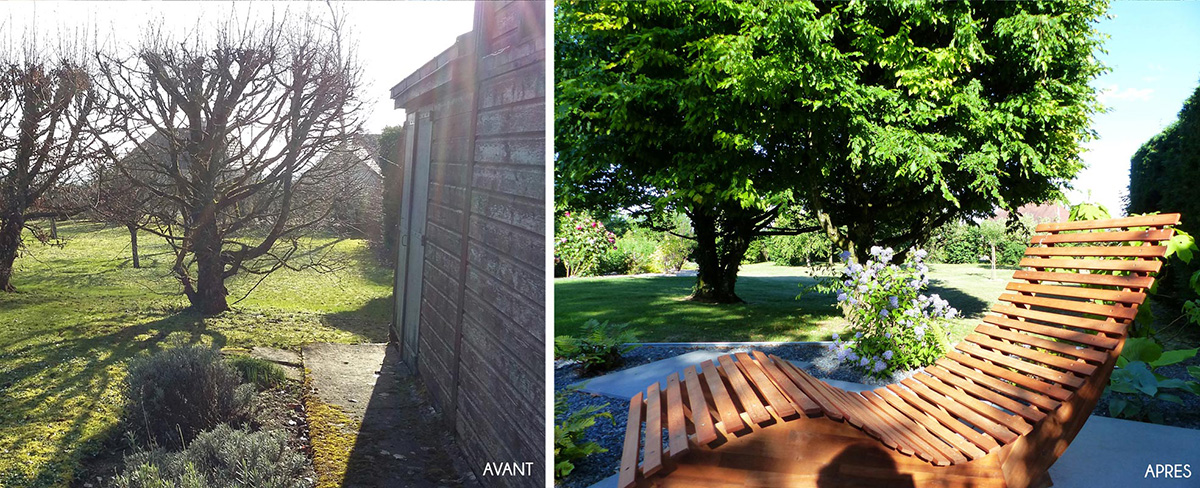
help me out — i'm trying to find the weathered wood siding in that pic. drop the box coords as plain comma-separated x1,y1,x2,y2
392,2,544,486
454,3,545,486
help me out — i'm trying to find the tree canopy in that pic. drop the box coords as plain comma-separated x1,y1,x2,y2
556,0,1108,302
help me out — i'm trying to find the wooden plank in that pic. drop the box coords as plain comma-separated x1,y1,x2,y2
925,365,1047,423
945,351,1073,402
859,391,962,466
770,354,845,421
1013,270,1156,289
1019,257,1162,274
700,360,746,433
838,390,917,457
751,351,821,415
682,365,719,445
982,314,1121,350
826,386,908,453
806,374,870,430
718,354,772,425
956,341,1085,389
998,293,1139,321
642,383,663,476
975,324,1108,364
1030,229,1174,244
1034,213,1179,232
1005,281,1146,305
1024,245,1169,258
965,334,1098,376
990,304,1127,335
872,388,986,461
936,358,1062,412
618,392,643,488
734,352,797,418
885,383,1001,453
664,373,689,459
901,378,1018,444
912,373,1031,435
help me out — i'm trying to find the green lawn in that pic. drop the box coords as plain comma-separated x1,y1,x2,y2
0,222,393,487
554,261,1014,343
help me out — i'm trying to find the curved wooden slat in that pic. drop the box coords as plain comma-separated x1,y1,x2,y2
751,351,820,416
981,314,1120,350
1024,245,1168,258
1013,269,1155,289
964,334,1097,376
1030,229,1173,244
990,304,1126,335
619,392,643,488
935,358,1062,412
734,352,797,418
643,383,663,476
901,378,1017,444
924,365,1047,423
1019,257,1162,274
862,390,969,465
1005,282,1146,305
718,354,771,425
771,354,846,421
912,372,1031,435
665,373,689,459
945,351,1073,402
974,324,1108,364
700,360,745,433
1034,213,1179,232
886,383,1000,453
955,342,1085,389
998,293,1138,321
682,365,718,445
872,388,987,461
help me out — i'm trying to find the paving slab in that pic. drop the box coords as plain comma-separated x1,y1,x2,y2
303,343,479,488
573,351,812,399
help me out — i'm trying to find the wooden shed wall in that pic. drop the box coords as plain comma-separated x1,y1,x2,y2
395,2,545,486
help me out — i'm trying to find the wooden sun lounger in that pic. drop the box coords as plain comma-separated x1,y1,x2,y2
617,213,1181,488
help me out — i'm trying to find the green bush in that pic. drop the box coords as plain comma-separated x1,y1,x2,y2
554,386,612,482
125,345,255,447
555,319,639,376
113,424,310,488
742,238,768,264
615,228,664,274
225,356,287,391
555,210,617,277
998,241,1026,266
1105,337,1200,424
655,232,694,272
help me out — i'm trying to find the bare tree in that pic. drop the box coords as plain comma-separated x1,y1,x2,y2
90,157,155,268
0,36,106,292
96,11,365,314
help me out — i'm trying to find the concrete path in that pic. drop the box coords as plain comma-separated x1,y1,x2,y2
582,356,1200,488
303,343,479,488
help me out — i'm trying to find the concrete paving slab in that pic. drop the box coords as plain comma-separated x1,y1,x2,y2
573,351,812,399
584,412,1200,488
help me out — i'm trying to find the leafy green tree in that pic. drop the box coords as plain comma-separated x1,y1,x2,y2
556,0,1107,303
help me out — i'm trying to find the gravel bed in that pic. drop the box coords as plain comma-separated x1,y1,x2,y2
553,343,917,488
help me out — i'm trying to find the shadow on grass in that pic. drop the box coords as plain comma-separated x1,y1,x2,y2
0,310,228,487
320,295,393,344
924,278,991,320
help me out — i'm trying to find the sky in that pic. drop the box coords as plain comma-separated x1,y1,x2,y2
1073,1,1200,216
1,1,476,134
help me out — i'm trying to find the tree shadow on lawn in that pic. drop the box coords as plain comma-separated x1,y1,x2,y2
0,310,228,487
555,274,844,342
319,295,393,344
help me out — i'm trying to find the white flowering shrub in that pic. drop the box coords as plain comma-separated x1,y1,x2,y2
828,246,958,378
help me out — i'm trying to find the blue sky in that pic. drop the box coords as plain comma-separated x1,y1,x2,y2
1071,1,1200,216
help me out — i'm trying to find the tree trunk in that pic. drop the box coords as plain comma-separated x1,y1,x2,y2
128,224,141,269
990,243,997,280
688,209,749,303
0,213,23,292
49,218,57,240
186,216,229,315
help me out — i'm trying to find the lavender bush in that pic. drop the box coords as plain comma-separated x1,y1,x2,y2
828,246,958,378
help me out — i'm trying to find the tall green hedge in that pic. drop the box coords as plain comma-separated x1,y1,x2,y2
1128,82,1200,303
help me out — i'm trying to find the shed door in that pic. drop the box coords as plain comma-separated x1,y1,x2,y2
397,111,433,369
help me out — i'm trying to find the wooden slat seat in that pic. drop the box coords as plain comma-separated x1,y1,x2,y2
617,214,1180,488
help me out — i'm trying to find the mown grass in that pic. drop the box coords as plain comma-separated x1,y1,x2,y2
553,261,1014,343
0,221,392,487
